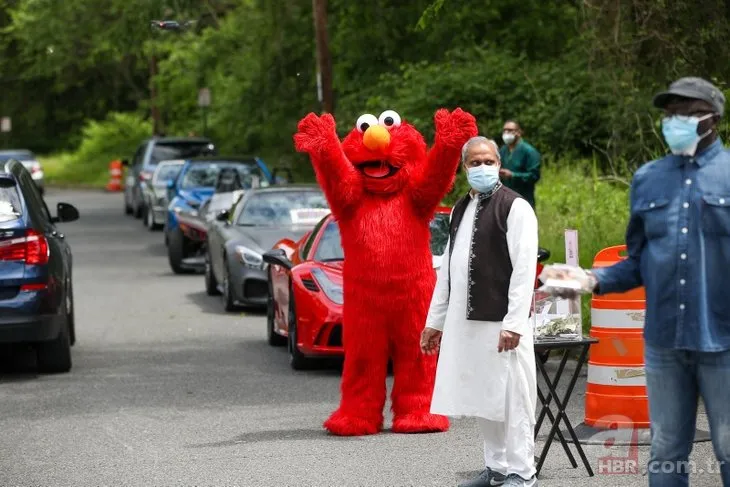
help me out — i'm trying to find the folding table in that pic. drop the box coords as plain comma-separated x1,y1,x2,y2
533,337,599,477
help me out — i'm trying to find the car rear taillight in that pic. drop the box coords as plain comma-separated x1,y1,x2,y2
0,229,49,265
139,171,153,182
20,283,47,292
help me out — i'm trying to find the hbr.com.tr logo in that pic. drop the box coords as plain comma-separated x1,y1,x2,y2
586,415,725,476
599,459,725,476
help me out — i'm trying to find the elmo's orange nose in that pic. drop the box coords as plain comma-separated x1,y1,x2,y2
363,125,390,151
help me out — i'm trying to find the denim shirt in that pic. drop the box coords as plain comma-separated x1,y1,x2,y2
593,138,730,352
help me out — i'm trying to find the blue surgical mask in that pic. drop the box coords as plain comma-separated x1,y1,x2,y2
661,113,714,156
467,164,500,193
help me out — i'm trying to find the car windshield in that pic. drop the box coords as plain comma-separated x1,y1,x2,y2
0,179,22,223
430,212,450,256
150,142,214,165
237,190,329,227
312,212,451,263
154,164,183,184
180,161,264,189
0,151,34,162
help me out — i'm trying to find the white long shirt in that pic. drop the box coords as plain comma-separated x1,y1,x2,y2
426,192,538,422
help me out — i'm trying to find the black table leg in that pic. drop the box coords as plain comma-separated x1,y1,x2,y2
535,344,595,477
535,349,570,434
535,352,577,468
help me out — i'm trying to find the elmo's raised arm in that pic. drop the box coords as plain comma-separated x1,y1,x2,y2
409,108,478,216
294,113,362,218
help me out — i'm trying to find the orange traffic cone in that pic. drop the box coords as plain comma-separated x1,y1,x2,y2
106,160,123,192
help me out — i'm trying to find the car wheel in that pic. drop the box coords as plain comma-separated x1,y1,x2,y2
205,250,221,296
124,194,133,215
67,278,76,346
288,284,312,370
222,262,238,311
36,302,72,374
145,205,160,231
168,228,193,274
267,271,286,347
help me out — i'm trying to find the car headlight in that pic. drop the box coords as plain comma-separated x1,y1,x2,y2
235,246,265,269
311,268,343,305
173,204,198,217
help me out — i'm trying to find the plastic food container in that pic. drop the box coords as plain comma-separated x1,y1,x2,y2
531,290,583,342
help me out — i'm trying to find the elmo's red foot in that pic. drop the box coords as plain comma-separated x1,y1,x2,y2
323,409,382,436
391,413,450,434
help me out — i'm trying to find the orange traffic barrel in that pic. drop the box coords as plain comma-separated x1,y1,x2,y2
106,160,123,192
585,245,648,429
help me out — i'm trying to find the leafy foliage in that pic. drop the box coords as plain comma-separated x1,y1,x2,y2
3,0,730,181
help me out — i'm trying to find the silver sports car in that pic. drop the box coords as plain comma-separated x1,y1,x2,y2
204,184,330,311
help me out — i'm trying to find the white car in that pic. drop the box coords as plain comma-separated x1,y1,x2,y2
141,159,185,230
0,150,44,195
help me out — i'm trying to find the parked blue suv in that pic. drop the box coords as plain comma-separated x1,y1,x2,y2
164,156,276,274
0,159,79,373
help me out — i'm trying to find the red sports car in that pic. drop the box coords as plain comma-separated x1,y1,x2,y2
263,207,552,370
263,207,452,370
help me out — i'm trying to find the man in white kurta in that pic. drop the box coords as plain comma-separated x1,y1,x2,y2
421,136,538,487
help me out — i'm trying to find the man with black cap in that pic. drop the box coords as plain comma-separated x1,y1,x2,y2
540,77,730,487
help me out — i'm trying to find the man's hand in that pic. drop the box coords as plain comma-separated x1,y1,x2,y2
499,168,513,179
538,264,598,299
420,327,443,355
498,330,521,352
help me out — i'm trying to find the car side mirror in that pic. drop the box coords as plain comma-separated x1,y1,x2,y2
215,209,229,222
537,247,551,263
263,248,293,271
53,202,79,223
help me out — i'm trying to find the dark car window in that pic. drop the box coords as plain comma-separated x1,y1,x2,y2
0,178,22,224
430,213,450,256
18,170,51,223
150,142,214,165
301,216,329,260
313,221,344,262
237,190,329,227
180,161,263,189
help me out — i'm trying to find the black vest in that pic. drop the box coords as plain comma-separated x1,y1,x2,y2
448,183,521,321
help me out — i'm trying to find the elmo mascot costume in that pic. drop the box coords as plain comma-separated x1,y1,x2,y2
294,107,478,436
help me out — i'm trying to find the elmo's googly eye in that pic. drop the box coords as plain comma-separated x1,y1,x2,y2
356,114,378,133
378,110,401,128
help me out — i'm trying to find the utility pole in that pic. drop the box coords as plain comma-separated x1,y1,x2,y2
311,0,334,114
149,54,162,135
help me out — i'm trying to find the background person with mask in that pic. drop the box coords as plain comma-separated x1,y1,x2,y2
498,120,541,209
421,136,539,487
539,77,730,487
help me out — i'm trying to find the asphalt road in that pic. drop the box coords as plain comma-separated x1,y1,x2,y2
0,189,723,487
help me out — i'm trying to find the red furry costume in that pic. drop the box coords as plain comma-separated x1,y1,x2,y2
294,108,478,436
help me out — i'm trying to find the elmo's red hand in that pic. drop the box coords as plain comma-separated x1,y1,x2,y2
433,108,478,149
294,113,339,157
409,108,478,216
293,112,362,218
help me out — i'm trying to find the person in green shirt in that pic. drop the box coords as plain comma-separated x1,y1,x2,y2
498,120,541,208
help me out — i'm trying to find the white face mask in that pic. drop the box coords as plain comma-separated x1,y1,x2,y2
502,132,516,145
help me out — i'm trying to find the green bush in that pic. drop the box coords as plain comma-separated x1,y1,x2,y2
48,112,151,186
